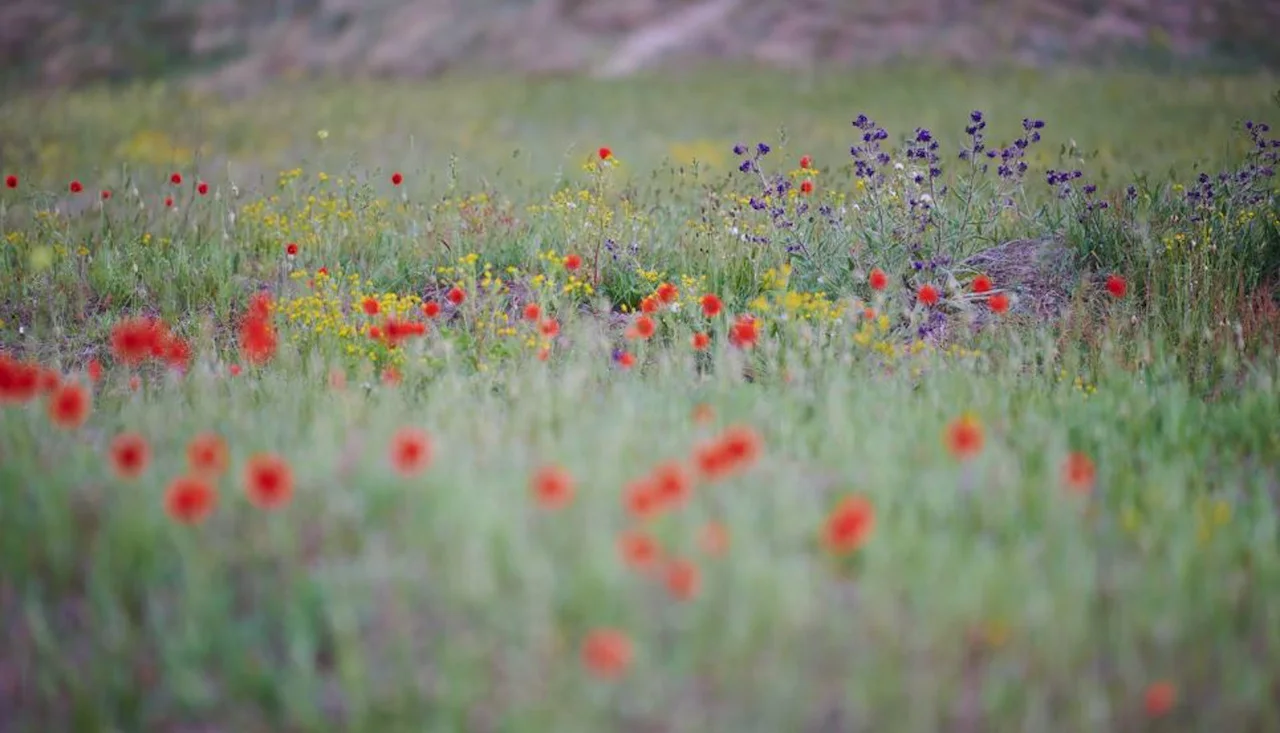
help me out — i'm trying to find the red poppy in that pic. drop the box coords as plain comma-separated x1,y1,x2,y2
691,332,710,350
694,427,762,482
868,268,888,291
0,355,39,403
563,254,582,271
381,317,428,347
69,180,83,194
390,427,432,476
159,334,191,372
239,319,277,366
447,287,465,305
244,453,294,509
422,300,441,319
523,303,541,321
165,474,216,525
100,190,111,201
247,292,272,322
539,318,560,337
1062,452,1096,494
700,293,722,317
1144,681,1176,717
361,297,380,316
616,351,635,369
286,243,298,256
693,440,733,482
580,628,631,679
663,558,701,601
531,464,575,509
728,315,759,349
945,414,984,460
196,182,209,196
719,425,763,470
630,315,656,340
3,174,16,189
188,432,229,477
823,495,875,554
799,155,812,169
918,284,939,307
169,172,182,185
228,364,242,377
617,530,662,573
109,432,150,480
86,359,102,383
239,297,277,367
656,282,678,304
111,317,163,366
597,147,612,160
47,382,91,430
164,196,174,208
988,292,1010,314
972,274,993,293
391,172,403,186
650,460,691,509
639,296,658,314
1106,274,1127,298
799,180,814,194
623,479,661,521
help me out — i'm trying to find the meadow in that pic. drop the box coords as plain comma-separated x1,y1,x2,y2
1,66,1279,732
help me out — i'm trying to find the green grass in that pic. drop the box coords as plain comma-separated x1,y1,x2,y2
1,67,1279,731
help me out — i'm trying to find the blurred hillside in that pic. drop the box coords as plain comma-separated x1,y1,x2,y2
2,0,1279,94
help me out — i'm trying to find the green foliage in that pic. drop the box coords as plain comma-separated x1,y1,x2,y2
1,68,1279,731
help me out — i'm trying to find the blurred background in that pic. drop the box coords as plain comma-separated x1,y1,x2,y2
2,0,1278,95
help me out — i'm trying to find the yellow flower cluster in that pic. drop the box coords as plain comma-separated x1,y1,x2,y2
527,250,595,299
237,181,387,253
281,269,422,368
283,269,356,339
1056,368,1097,397
749,265,843,323
760,263,790,291
750,290,844,323
852,313,892,347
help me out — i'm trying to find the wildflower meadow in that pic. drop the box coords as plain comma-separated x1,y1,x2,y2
2,69,1280,731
